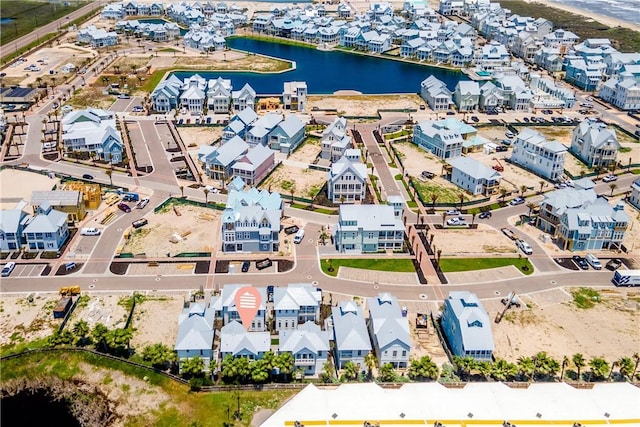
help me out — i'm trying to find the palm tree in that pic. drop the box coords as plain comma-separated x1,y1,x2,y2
364,352,376,380
105,169,113,186
470,209,478,226
560,356,569,381
609,183,617,196
517,356,535,381
318,227,329,246
180,185,185,198
589,357,609,381
430,193,438,211
458,192,465,210
453,356,475,381
617,357,634,380
202,188,209,204
408,356,439,381
632,353,640,380
526,202,536,218
276,352,294,382
608,360,618,381
520,184,527,196
377,363,396,382
343,361,360,381
573,353,586,382
499,187,508,203
289,184,296,204
441,211,447,227
72,320,90,346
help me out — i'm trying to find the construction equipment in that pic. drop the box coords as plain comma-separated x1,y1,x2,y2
492,157,504,172
495,291,518,323
59,286,81,296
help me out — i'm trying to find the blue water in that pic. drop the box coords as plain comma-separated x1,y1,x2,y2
547,0,639,26
170,38,467,95
0,18,15,24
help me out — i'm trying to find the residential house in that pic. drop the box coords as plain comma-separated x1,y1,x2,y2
230,144,276,186
534,47,565,73
536,178,597,235
334,204,404,253
214,285,268,331
475,41,510,71
320,117,351,162
330,301,372,369
22,203,69,252
0,203,29,252
441,291,494,361
221,187,282,253
628,179,640,211
366,293,411,369
543,29,579,52
557,200,628,251
77,26,118,48
413,120,463,159
180,85,206,114
273,283,322,331
223,108,258,142
454,81,480,112
439,0,464,15
61,108,123,164
279,321,330,377
175,301,216,371
282,81,307,112
447,156,501,196
151,75,182,113
570,119,620,168
31,191,86,223
529,74,576,109
101,3,125,19
232,83,257,111
245,113,283,147
327,156,367,204
219,320,270,360
492,74,533,111
268,115,306,154
420,76,452,111
207,77,232,113
198,136,249,180
599,73,640,111
565,58,606,92
511,128,566,181
387,195,404,218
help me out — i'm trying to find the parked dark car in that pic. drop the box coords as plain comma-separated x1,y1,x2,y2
117,202,131,213
606,258,622,271
572,255,589,270
284,225,300,235
495,145,508,152
82,174,94,180
241,261,250,272
132,218,148,228
421,170,435,179
256,258,272,270
471,116,479,122
478,211,492,219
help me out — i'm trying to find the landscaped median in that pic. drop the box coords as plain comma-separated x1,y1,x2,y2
438,257,534,275
321,258,416,277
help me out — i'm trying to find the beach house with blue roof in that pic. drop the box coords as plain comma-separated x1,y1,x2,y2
61,108,123,164
268,115,306,154
366,293,411,368
331,301,372,369
223,107,258,142
151,75,182,113
447,156,501,196
220,320,270,360
413,120,463,159
245,113,283,146
274,283,322,331
511,128,567,181
221,187,282,253
0,203,29,252
441,291,494,361
230,144,275,186
175,301,216,371
213,285,268,331
557,200,628,251
198,136,249,181
232,84,257,111
279,321,330,377
22,203,69,252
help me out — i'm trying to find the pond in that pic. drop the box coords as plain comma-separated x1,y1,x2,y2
0,18,15,24
170,38,467,95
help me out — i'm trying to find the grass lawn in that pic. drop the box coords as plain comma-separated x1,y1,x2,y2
0,1,89,46
321,258,415,277
1,350,298,427
413,180,466,204
438,257,534,275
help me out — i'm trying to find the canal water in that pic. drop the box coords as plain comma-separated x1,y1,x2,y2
170,38,467,95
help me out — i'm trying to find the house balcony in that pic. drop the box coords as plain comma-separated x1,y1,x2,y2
294,358,316,366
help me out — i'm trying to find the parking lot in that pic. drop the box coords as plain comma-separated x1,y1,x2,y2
109,96,144,113
2,262,48,278
124,120,153,169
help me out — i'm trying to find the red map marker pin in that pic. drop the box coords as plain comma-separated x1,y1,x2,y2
234,286,262,331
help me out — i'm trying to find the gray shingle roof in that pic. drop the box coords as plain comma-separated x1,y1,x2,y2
331,302,371,352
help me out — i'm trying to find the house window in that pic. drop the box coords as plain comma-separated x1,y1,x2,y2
392,350,397,357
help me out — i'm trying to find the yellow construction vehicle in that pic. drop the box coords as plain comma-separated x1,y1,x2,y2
59,286,81,296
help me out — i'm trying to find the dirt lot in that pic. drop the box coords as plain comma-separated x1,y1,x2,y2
308,94,424,117
260,164,326,199
71,294,130,329
129,294,185,349
489,288,640,362
433,224,517,256
0,295,60,346
120,201,220,257
467,148,546,194
0,168,60,210
288,138,322,163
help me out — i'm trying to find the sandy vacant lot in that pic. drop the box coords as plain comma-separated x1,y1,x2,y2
121,201,219,257
489,288,640,362
260,164,326,199
433,224,517,256
308,94,424,117
288,138,322,163
129,295,185,349
0,295,60,345
0,169,59,210
71,294,130,329
468,148,547,194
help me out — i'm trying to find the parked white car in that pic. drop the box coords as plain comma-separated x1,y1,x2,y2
517,239,533,255
446,217,466,226
80,227,101,236
446,209,461,216
602,175,617,183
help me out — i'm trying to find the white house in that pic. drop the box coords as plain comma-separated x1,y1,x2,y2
413,120,463,159
366,293,411,369
447,156,502,196
232,83,257,111
454,81,480,112
77,26,118,48
283,81,307,112
570,119,620,168
213,284,268,331
180,85,206,114
511,128,567,181
320,117,351,162
219,320,270,360
327,156,367,204
273,283,322,331
334,204,404,253
207,77,232,113
61,108,123,164
331,301,372,370
628,179,640,211
420,76,453,111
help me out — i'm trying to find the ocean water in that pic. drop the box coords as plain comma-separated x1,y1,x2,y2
547,0,640,26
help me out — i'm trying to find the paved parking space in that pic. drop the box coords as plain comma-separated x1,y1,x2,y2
125,121,153,168
9,263,47,277
127,262,195,276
